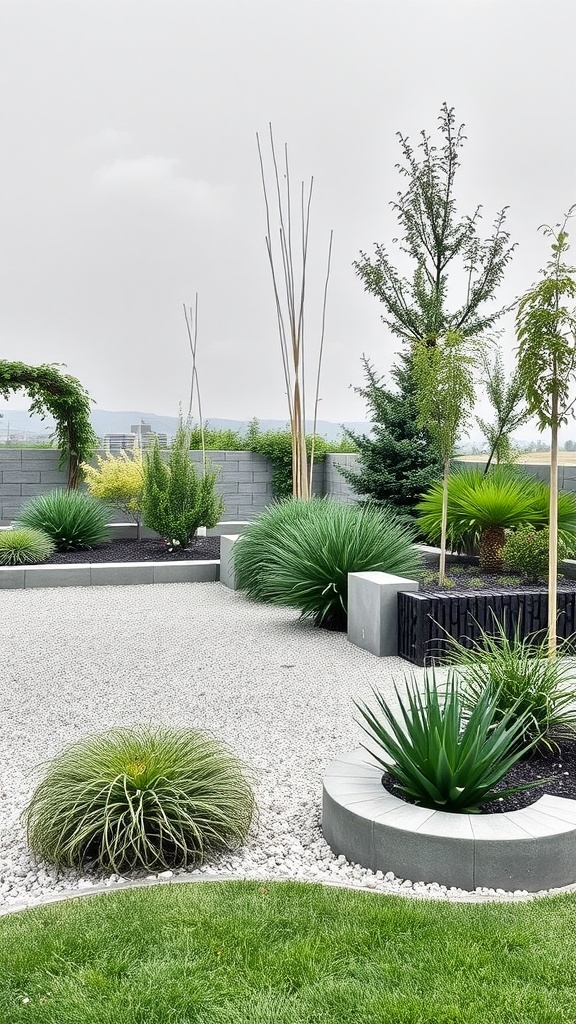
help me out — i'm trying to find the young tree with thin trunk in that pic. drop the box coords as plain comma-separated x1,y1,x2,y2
349,104,516,512
257,125,333,499
412,331,477,584
476,350,529,473
354,103,516,349
516,208,576,656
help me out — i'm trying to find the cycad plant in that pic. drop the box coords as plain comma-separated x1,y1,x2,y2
233,498,421,630
354,669,542,813
23,725,255,873
417,465,576,570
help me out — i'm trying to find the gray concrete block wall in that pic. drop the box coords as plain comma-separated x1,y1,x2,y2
0,448,358,523
324,454,360,504
0,450,67,522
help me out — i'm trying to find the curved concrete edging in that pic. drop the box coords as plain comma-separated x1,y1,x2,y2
2,868,576,920
322,749,576,893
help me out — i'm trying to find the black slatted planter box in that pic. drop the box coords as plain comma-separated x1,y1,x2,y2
397,588,576,666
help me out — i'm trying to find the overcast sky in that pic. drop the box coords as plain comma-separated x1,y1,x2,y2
1,0,575,427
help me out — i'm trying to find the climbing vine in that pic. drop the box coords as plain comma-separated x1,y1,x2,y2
0,361,98,488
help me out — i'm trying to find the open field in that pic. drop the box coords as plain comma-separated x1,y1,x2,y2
456,452,576,466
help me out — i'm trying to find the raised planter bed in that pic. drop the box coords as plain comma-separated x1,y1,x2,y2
322,749,576,892
0,522,249,590
397,588,576,666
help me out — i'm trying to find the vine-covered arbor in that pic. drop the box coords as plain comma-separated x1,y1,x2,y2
0,361,98,488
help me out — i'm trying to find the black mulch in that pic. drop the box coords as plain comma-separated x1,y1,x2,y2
419,564,576,596
46,537,221,564
381,737,576,813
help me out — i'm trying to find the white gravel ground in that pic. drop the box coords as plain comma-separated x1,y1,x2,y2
0,581,573,912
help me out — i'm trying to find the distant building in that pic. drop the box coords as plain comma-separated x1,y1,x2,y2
131,421,168,449
102,425,168,452
103,433,138,452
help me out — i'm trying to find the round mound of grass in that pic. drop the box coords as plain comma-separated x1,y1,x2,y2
17,489,111,551
1,882,576,1023
233,498,422,630
23,725,255,873
0,526,55,565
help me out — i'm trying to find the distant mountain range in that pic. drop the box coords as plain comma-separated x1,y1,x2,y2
0,408,371,443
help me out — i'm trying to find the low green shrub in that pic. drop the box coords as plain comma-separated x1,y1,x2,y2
354,669,541,813
142,424,224,548
233,498,422,629
447,617,576,753
503,526,567,581
0,527,55,565
82,449,144,539
23,725,255,873
188,422,244,450
17,489,111,550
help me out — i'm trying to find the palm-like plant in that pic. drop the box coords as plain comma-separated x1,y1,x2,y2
233,498,421,630
417,466,576,570
23,725,255,873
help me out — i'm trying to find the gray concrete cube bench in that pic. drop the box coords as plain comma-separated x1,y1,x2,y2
322,748,576,892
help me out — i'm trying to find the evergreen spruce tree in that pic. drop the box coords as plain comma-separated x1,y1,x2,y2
341,355,442,514
347,103,516,512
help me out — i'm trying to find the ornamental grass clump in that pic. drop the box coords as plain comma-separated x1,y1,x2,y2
355,670,540,813
23,725,255,874
17,489,111,550
0,527,55,565
447,617,576,753
233,498,422,630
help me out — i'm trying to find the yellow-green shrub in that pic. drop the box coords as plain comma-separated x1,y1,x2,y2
82,450,144,539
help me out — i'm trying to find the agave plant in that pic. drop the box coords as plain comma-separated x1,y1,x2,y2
233,497,422,630
417,466,576,571
354,669,543,813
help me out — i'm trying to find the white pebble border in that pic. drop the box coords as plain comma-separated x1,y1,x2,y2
1,581,575,916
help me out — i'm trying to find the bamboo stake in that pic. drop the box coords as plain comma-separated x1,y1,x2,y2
183,295,206,467
309,229,334,490
256,125,332,500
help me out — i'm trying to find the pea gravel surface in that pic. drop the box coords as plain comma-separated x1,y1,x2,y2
0,581,573,911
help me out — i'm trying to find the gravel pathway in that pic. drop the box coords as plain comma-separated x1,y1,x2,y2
0,581,573,911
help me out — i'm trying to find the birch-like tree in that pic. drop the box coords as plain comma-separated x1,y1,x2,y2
412,331,477,584
354,103,516,349
476,350,529,473
516,208,576,656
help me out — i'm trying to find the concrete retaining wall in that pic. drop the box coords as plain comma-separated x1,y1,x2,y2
0,449,360,524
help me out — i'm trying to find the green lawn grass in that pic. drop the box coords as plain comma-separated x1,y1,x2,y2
1,880,576,1023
